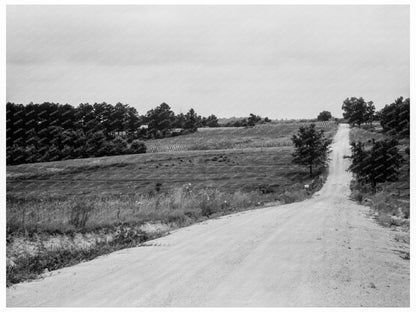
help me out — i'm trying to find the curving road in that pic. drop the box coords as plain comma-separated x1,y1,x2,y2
7,124,409,307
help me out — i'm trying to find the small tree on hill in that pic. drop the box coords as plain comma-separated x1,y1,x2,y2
184,108,199,132
317,111,332,121
342,97,370,128
205,114,219,127
247,113,262,127
365,101,376,127
291,124,332,176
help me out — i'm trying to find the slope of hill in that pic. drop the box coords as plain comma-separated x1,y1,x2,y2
6,121,337,285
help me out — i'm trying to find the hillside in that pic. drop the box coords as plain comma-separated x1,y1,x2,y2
6,121,337,285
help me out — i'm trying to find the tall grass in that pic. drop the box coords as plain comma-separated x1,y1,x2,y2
7,187,262,236
7,180,322,286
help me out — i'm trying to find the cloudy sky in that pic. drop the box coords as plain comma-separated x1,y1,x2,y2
7,5,409,119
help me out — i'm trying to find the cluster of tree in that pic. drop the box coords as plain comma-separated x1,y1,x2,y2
348,139,403,191
291,124,332,176
7,102,141,143
341,96,410,138
7,134,147,165
378,97,410,137
342,97,376,128
146,104,219,136
6,102,147,165
341,96,409,191
6,101,219,165
223,114,271,127
317,111,332,121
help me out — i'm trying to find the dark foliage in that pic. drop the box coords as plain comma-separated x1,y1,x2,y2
379,97,410,137
203,114,220,127
291,124,332,176
7,101,221,165
348,139,403,190
342,97,375,128
129,140,147,154
144,102,175,138
6,102,147,165
317,110,332,121
183,108,199,132
247,113,262,126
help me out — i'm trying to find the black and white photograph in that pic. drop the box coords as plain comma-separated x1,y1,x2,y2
3,2,413,308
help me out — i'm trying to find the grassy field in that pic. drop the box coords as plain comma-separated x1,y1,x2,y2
146,121,336,152
7,121,337,199
6,121,337,285
7,148,306,197
348,124,410,226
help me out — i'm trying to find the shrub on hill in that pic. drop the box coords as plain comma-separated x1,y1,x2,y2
129,140,147,154
112,137,129,155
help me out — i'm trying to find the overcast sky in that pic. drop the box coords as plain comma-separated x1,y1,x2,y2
7,5,409,119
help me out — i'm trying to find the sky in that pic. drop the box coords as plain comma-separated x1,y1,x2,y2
6,5,409,119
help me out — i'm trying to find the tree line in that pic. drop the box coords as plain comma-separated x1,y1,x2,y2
343,96,410,191
6,102,220,165
342,96,410,136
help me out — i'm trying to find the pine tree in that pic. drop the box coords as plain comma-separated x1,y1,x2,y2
291,124,332,176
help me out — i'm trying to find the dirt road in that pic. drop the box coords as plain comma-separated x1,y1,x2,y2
7,124,409,307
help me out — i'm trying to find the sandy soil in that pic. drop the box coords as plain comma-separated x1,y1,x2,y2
6,124,409,307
